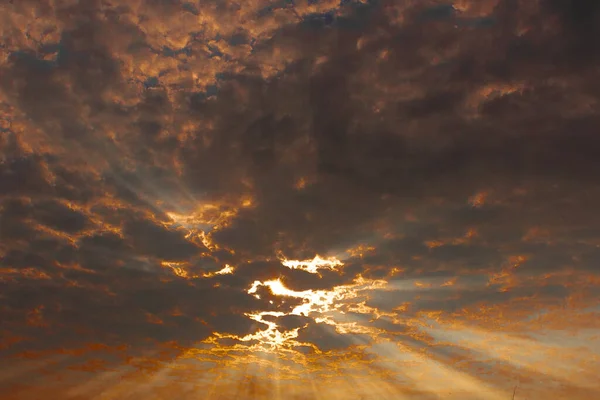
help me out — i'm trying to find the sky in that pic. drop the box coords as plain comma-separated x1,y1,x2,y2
1,0,600,399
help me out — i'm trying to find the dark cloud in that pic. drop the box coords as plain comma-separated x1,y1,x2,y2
122,217,205,261
1,0,599,398
31,200,89,234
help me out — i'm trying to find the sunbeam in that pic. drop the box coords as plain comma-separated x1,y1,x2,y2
2,0,600,398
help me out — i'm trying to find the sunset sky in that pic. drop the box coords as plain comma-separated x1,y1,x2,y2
1,0,600,399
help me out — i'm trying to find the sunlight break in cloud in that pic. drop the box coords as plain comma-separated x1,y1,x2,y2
203,264,235,277
1,0,600,398
280,254,343,274
242,276,389,349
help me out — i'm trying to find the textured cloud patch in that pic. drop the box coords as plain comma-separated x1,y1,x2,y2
1,0,600,399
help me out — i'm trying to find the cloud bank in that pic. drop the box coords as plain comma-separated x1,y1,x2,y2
1,0,599,399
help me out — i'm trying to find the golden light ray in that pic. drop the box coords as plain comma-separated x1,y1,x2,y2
68,366,136,399
84,350,200,400
207,261,591,398
419,319,600,390
2,0,599,398
0,355,70,384
366,340,510,400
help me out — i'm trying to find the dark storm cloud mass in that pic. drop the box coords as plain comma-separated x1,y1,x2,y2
1,0,600,398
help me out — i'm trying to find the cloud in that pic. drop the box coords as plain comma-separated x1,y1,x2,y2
1,0,599,398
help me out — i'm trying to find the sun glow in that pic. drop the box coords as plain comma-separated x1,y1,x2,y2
219,310,307,350
279,254,343,274
203,264,235,277
241,274,389,349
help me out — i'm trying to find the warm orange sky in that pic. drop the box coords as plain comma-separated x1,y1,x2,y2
1,0,600,399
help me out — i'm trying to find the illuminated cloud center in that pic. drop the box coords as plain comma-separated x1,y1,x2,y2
280,255,343,274
203,264,235,277
165,198,254,250
243,276,389,348
161,262,234,279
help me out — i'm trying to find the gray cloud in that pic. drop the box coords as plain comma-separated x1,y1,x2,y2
1,1,599,397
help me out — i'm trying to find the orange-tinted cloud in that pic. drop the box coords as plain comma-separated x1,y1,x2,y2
1,0,600,399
